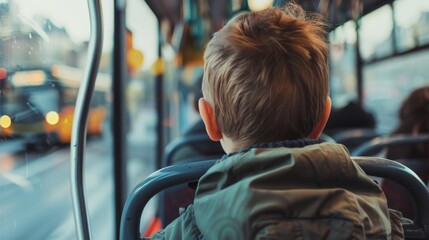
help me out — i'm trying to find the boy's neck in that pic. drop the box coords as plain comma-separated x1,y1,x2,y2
220,136,237,154
221,136,321,155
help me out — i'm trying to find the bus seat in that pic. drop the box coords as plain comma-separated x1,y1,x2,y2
353,157,429,239
159,135,224,228
381,159,429,219
121,160,216,240
351,134,429,220
330,128,380,152
120,157,429,240
351,134,429,157
162,134,224,167
319,133,336,143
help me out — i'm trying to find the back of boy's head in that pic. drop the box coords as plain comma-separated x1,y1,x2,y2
202,3,329,148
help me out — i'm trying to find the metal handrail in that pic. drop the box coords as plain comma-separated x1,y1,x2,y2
120,160,217,240
70,0,103,239
352,157,429,238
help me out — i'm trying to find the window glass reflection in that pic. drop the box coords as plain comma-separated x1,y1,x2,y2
0,0,114,239
394,0,429,51
329,20,358,108
359,5,394,61
363,49,429,133
125,0,158,185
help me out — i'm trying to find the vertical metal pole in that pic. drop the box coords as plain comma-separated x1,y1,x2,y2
155,21,164,170
70,0,103,239
113,0,127,239
355,19,364,107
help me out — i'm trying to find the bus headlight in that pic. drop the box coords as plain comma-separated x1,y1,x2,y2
0,115,12,128
45,111,59,125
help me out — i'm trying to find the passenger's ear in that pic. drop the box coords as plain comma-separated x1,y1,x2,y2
309,96,332,139
198,98,222,141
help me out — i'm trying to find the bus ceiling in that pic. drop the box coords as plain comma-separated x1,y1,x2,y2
144,0,395,28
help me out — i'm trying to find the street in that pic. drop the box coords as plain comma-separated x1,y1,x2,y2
0,130,156,239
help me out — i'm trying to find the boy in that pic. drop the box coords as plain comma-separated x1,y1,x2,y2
151,3,403,239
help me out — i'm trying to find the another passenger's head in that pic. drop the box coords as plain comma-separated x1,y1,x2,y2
199,3,331,152
394,86,429,134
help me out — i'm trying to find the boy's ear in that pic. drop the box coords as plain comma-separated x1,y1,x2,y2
198,98,223,141
309,96,332,139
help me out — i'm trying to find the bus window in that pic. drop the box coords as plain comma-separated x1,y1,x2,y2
329,20,358,108
125,0,158,184
0,0,115,239
393,0,429,51
123,1,159,234
363,49,429,133
359,5,394,61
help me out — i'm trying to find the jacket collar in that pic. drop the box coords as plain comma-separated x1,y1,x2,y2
220,138,321,162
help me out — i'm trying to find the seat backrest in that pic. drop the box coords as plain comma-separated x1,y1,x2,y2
352,157,429,239
120,157,429,240
352,135,429,225
162,134,224,167
319,133,336,143
120,160,216,240
379,158,429,220
351,134,429,157
159,134,224,227
330,128,380,152
395,159,429,183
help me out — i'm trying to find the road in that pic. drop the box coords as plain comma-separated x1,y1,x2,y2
0,133,156,240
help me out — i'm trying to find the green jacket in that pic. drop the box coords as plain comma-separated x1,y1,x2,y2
150,141,403,239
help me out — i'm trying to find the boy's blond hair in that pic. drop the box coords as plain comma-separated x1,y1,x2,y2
203,3,329,149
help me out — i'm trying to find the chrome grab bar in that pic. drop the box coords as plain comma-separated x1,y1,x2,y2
70,0,103,239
